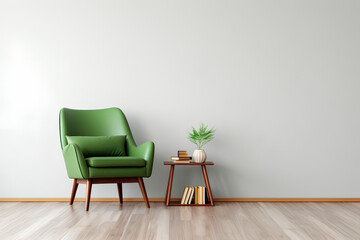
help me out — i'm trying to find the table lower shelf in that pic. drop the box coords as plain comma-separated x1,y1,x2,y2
166,201,214,206
164,163,215,207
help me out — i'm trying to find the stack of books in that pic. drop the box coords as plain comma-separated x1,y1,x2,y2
180,186,207,204
170,150,192,163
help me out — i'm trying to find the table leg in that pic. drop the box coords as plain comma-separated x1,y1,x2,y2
201,165,215,206
165,165,175,206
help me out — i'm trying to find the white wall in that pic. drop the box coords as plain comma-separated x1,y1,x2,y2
1,0,360,198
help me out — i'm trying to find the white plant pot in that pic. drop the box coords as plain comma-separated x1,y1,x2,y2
193,149,207,163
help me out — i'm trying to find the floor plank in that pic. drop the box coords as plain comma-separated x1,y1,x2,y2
0,202,359,239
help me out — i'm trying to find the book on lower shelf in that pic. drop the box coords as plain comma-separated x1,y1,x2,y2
181,185,207,205
181,187,189,204
186,187,194,204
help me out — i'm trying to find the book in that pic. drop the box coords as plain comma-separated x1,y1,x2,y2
184,187,190,204
197,187,199,204
188,187,195,204
170,156,192,161
194,187,196,204
195,186,198,204
178,150,187,155
175,160,190,163
205,187,208,204
188,187,194,204
198,187,201,204
200,186,205,204
178,154,189,157
181,187,189,204
202,186,206,204
178,150,189,158
184,187,192,204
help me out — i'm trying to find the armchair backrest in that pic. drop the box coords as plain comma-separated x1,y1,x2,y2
59,108,136,150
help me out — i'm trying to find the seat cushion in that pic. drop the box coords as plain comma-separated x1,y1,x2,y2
88,167,147,178
86,156,146,168
66,135,126,157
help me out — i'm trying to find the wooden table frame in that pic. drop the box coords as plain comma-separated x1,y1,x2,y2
164,161,215,206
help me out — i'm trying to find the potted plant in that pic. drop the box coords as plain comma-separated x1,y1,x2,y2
188,123,216,162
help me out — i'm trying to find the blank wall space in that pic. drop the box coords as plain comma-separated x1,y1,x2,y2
0,0,360,198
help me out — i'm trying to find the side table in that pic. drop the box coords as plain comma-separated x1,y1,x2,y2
163,161,215,206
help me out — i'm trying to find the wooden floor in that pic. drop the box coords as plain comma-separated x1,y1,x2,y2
1,202,360,239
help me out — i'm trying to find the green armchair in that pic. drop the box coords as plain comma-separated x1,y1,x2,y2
59,107,155,210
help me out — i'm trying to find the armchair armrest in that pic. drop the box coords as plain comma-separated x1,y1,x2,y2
62,144,89,179
128,141,155,177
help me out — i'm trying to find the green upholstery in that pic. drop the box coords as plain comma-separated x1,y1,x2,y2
66,135,126,157
62,144,89,179
86,156,146,168
88,167,147,178
59,108,155,179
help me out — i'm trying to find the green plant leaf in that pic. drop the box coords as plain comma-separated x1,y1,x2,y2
188,123,216,149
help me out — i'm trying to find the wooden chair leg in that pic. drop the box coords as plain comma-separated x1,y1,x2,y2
117,183,123,204
85,179,92,211
70,179,78,205
138,177,150,208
